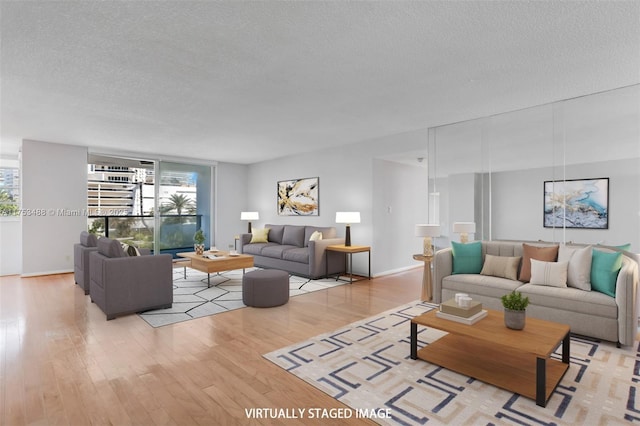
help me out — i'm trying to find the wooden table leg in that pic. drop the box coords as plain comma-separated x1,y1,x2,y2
421,259,433,301
410,321,418,360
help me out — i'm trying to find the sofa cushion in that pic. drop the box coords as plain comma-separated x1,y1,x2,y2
98,238,126,258
304,226,336,247
261,244,299,259
529,259,568,287
591,249,623,297
519,243,559,282
442,274,522,299
282,247,310,264
242,242,276,256
266,225,285,244
282,225,305,247
452,241,483,274
480,254,520,280
518,283,617,318
483,241,524,257
558,245,592,291
80,231,98,247
250,228,270,243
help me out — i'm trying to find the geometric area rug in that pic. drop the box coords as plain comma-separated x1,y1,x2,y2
138,267,350,327
264,301,640,425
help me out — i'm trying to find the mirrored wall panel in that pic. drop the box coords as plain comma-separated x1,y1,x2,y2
428,85,639,252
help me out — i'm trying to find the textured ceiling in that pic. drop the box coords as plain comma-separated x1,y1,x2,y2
1,1,639,164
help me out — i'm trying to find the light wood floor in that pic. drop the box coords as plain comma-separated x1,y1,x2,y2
1,268,424,425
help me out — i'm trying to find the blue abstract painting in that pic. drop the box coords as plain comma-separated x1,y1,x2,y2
544,178,609,229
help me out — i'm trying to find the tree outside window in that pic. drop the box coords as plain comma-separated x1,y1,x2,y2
0,167,19,216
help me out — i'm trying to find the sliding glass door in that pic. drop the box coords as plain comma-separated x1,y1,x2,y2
87,155,156,249
156,161,212,256
87,154,213,257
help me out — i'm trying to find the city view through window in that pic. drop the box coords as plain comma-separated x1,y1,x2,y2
0,166,20,216
88,160,204,254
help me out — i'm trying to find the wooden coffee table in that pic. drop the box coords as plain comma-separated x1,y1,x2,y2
410,308,570,407
177,251,254,287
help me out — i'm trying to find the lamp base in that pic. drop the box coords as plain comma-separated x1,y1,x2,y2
460,233,468,243
345,225,351,247
423,236,433,257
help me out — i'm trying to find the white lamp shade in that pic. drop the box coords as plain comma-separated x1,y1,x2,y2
240,211,259,221
415,224,441,237
453,222,476,233
336,212,361,224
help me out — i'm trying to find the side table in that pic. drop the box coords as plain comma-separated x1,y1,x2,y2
326,244,371,284
413,254,433,301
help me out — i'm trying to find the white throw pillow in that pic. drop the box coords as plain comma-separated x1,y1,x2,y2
309,231,323,241
558,245,592,291
529,259,568,288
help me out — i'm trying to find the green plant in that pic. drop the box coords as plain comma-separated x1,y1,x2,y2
162,193,195,215
501,291,529,311
193,229,205,245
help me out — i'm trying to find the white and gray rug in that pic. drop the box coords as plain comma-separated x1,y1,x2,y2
139,267,350,327
265,301,640,425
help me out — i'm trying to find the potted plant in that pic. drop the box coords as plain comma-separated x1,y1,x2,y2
501,290,529,330
193,229,206,255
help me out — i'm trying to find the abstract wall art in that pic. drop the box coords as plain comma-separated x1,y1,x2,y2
277,177,319,216
543,177,609,229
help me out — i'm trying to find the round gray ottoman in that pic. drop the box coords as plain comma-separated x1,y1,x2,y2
242,269,290,307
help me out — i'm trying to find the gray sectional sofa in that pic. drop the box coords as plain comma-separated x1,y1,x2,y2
434,240,639,346
239,224,346,279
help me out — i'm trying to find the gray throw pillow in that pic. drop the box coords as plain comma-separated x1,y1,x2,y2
282,225,305,247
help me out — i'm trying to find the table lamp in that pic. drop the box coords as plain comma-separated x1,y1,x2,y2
336,212,360,246
453,222,476,243
415,224,440,256
240,211,259,233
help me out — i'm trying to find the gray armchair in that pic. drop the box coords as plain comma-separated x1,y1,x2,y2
89,237,173,320
74,231,98,295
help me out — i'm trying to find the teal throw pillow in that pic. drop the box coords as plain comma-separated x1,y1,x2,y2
452,241,483,274
614,243,631,251
590,249,623,297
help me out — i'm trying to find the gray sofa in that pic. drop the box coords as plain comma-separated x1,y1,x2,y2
434,240,639,346
89,237,173,320
74,231,98,294
239,224,346,279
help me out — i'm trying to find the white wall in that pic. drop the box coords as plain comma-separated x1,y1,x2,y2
0,218,21,275
21,140,88,276
215,162,249,250
247,130,429,276
372,159,428,274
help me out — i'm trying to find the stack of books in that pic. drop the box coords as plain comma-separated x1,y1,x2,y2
436,298,487,324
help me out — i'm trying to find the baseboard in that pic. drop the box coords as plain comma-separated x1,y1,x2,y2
370,264,422,278
20,269,73,278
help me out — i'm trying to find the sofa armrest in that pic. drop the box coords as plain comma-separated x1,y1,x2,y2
308,238,346,279
239,233,252,253
615,256,639,346
433,248,453,304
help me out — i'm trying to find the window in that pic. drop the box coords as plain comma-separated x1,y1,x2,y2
86,154,212,255
0,166,20,216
